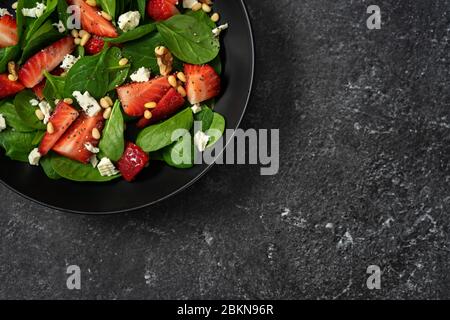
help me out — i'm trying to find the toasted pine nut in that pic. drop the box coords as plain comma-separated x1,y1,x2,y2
104,96,114,107
168,75,177,88
202,3,212,13
92,128,101,140
144,110,153,120
11,2,18,9
145,102,157,109
60,72,68,77
79,30,88,37
177,86,187,97
7,61,16,76
71,29,79,38
103,107,112,120
8,74,17,81
101,11,112,21
86,0,96,7
100,98,110,109
74,38,81,45
119,58,129,66
63,98,73,104
55,99,61,105
211,13,220,22
177,72,186,82
192,2,202,11
35,109,45,121
80,33,91,46
47,122,55,134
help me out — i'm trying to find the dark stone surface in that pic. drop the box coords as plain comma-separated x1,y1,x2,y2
1,0,450,299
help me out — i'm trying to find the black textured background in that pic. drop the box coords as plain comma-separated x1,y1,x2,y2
1,0,450,299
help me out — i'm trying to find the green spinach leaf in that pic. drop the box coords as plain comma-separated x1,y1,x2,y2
97,0,116,20
0,130,43,162
99,100,125,161
40,155,61,180
122,32,163,74
14,90,46,130
206,112,225,147
105,23,156,43
0,101,35,132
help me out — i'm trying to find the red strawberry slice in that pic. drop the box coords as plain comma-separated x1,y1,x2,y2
147,0,180,21
116,76,171,117
18,36,75,88
38,102,80,156
32,68,65,100
117,142,149,182
184,64,221,104
69,0,118,38
52,113,105,163
0,14,18,48
136,87,185,128
0,74,24,99
85,35,105,55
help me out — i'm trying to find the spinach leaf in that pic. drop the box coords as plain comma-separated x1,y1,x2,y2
0,130,43,162
162,132,194,169
20,20,62,63
97,0,116,20
123,32,163,74
157,15,219,64
99,100,125,161
210,55,222,74
0,101,35,132
137,108,194,152
206,112,226,147
64,48,110,99
194,106,214,131
40,155,61,180
57,0,69,29
0,46,20,73
105,24,156,43
14,90,46,130
105,47,129,92
51,155,121,182
186,10,216,29
43,71,65,106
136,0,146,20
24,0,59,42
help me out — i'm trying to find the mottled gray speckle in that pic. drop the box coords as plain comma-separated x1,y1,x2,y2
1,0,450,299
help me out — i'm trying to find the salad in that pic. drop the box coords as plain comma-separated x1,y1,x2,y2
0,0,228,182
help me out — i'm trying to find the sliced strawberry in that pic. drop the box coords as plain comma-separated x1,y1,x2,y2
18,36,75,88
38,102,79,156
69,0,118,38
0,74,24,99
32,68,64,100
136,87,185,128
147,0,179,21
52,113,105,163
0,14,18,48
117,142,149,182
85,35,105,55
116,76,171,117
184,64,221,104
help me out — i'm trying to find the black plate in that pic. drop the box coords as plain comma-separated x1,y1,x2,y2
0,0,254,214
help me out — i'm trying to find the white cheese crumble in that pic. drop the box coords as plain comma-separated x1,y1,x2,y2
61,54,80,71
22,2,46,18
0,8,11,16
212,23,229,37
130,67,151,83
97,157,119,177
183,0,198,9
84,142,99,154
191,104,202,114
38,101,52,124
28,148,41,166
73,91,101,117
0,114,6,132
90,155,99,168
194,131,210,152
53,20,66,33
29,99,39,106
117,11,140,32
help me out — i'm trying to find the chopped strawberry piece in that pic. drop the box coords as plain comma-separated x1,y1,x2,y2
69,0,118,38
137,87,185,128
147,0,179,21
38,102,80,156
18,36,75,88
184,64,221,104
116,76,171,117
117,142,149,182
0,74,24,99
52,113,105,164
32,68,65,100
85,35,105,55
0,14,18,48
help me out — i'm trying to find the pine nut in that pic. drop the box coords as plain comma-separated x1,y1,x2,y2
55,99,61,105
101,11,112,21
35,109,45,121
103,107,112,120
144,110,153,120
47,122,55,134
119,58,129,66
7,74,17,81
177,72,186,82
211,13,220,22
86,0,96,7
202,4,212,13
168,75,177,88
177,86,187,97
100,98,110,109
79,30,88,37
63,98,73,104
192,2,202,11
71,29,79,38
11,2,18,9
154,46,167,56
74,38,81,45
80,33,91,46
7,61,16,76
92,128,101,140
145,102,157,109
104,96,113,107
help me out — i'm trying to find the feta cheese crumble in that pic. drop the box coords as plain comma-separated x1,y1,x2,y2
29,99,39,107
38,101,52,124
97,157,119,177
118,11,140,32
84,142,99,154
194,131,210,152
28,148,41,166
61,54,80,71
0,8,11,16
53,20,66,33
90,155,99,168
73,91,102,117
183,0,199,9
22,2,46,18
130,67,151,83
191,104,202,114
0,114,6,132
212,23,229,37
